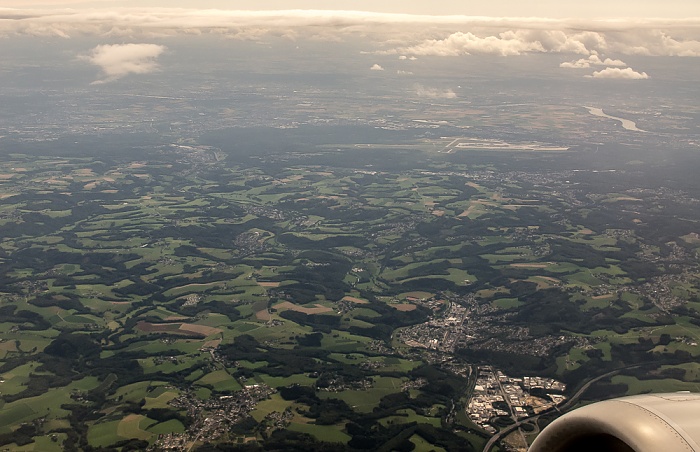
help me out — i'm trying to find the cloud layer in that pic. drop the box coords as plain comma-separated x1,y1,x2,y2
0,8,699,60
388,28,700,58
81,43,166,83
2,8,700,83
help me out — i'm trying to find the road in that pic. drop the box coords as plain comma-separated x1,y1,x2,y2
492,366,528,448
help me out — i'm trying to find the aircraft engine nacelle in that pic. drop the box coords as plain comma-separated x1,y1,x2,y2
529,392,700,452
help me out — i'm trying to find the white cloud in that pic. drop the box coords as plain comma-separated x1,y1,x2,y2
370,63,384,71
382,23,700,58
560,59,591,69
0,9,700,59
397,70,413,75
80,43,166,83
607,30,700,56
415,84,456,99
385,29,616,57
398,31,545,56
560,54,626,68
587,67,649,79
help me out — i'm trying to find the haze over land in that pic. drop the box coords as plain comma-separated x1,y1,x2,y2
1,2,700,451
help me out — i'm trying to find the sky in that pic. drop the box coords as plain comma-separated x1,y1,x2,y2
1,0,700,18
1,1,699,84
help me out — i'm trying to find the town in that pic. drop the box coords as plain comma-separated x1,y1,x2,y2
468,367,567,434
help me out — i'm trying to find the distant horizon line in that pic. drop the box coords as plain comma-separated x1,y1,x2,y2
2,7,700,23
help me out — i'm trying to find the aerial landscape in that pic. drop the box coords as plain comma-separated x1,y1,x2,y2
1,1,700,451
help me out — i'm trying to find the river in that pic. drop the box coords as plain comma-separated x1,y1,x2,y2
584,106,647,133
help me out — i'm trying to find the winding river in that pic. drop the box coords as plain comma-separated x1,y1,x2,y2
584,106,647,133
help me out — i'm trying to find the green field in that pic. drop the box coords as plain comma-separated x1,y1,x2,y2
411,434,447,452
378,409,442,428
1,132,699,451
88,420,123,448
287,423,351,443
196,370,243,392
613,375,700,394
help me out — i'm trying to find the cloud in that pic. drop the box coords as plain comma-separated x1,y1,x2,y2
397,31,546,56
381,24,700,58
560,54,627,68
80,43,166,83
1,9,700,59
397,70,413,75
384,29,617,56
560,59,591,69
607,30,700,56
370,63,384,71
587,67,649,79
415,84,456,99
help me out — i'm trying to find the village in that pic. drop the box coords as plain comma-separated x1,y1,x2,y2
154,384,275,451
